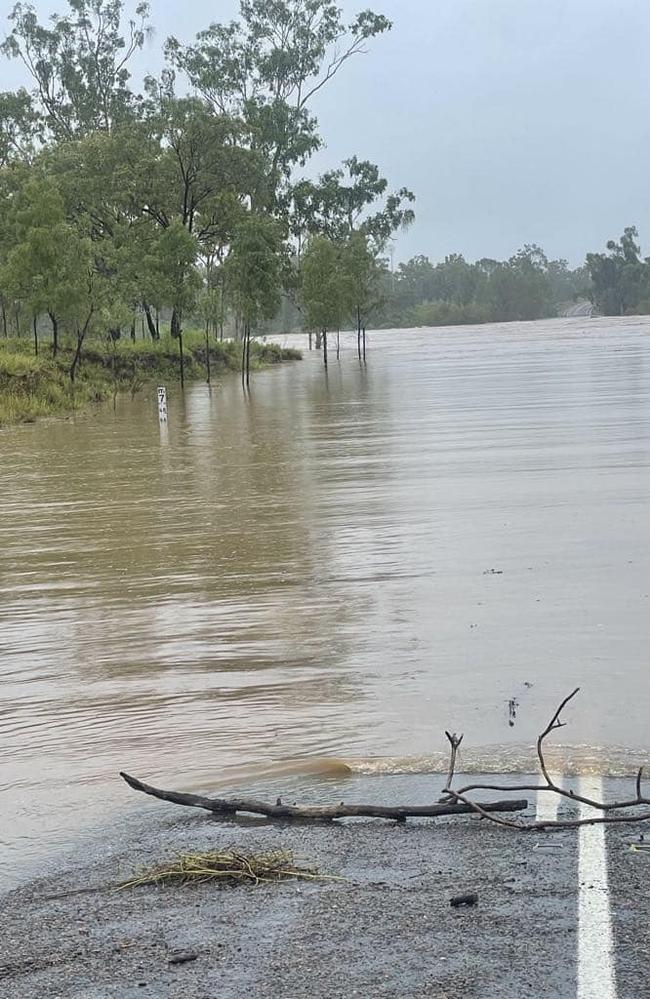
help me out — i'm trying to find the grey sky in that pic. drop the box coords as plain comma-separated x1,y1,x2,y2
4,0,650,265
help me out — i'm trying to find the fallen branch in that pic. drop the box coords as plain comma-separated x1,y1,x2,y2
120,771,527,822
121,690,648,833
442,688,650,831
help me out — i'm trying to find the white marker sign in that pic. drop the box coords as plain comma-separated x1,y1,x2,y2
157,386,168,422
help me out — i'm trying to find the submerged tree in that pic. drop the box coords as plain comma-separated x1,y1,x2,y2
301,236,351,364
227,215,283,386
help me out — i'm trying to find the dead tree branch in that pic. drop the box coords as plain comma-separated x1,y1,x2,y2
120,690,649,834
445,730,464,791
442,688,650,831
120,772,527,823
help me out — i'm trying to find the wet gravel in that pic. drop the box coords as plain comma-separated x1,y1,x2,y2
0,803,590,999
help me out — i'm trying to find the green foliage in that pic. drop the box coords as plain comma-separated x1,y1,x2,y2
289,157,415,249
227,215,283,327
301,236,350,332
379,245,588,328
165,1,393,207
2,0,151,139
0,88,40,166
1,174,93,327
586,227,650,316
0,0,405,366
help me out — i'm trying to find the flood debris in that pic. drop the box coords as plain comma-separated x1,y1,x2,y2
120,771,528,824
441,689,650,832
116,849,335,890
120,690,650,836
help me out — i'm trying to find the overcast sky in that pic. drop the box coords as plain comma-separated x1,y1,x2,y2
4,0,650,265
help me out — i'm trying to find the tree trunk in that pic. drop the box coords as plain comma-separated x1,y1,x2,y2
130,318,136,343
323,329,328,367
156,309,160,339
1,295,7,338
14,304,21,337
69,330,86,383
178,332,185,389
171,307,182,339
362,326,367,361
33,316,38,357
142,303,158,341
315,331,322,350
205,323,211,384
357,306,362,360
245,325,252,388
241,323,247,387
48,312,59,358
309,332,313,350
336,330,340,360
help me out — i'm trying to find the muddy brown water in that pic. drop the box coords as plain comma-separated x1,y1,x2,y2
1,317,650,890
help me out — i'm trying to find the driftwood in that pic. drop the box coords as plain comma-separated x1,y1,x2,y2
441,688,650,830
121,689,648,832
120,771,527,822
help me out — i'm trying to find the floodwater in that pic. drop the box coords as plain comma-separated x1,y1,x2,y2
1,316,650,888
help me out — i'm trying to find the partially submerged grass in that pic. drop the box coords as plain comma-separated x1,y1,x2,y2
117,849,341,891
0,332,302,428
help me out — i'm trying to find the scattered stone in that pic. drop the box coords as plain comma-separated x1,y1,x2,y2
168,950,199,966
450,893,478,908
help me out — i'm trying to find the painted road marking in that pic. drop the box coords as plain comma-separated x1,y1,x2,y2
577,775,617,999
535,779,561,824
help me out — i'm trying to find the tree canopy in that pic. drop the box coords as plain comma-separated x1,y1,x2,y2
0,0,408,370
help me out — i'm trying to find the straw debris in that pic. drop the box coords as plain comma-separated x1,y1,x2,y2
116,849,341,891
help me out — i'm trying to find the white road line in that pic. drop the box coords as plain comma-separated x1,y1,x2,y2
535,776,561,823
577,775,617,999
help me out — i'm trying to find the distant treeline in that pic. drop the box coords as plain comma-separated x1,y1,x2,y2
365,225,650,329
375,246,589,328
272,227,650,334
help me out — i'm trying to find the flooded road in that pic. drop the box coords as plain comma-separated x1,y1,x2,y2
1,316,650,888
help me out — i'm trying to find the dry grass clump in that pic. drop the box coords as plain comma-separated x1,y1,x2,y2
117,849,339,891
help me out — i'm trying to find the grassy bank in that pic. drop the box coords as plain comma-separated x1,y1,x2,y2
0,334,302,428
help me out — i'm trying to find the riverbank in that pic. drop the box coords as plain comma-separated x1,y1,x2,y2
0,336,302,427
1,783,648,999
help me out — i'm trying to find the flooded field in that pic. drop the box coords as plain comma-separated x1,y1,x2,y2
1,316,650,888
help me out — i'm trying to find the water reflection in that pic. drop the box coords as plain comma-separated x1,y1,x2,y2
1,316,650,888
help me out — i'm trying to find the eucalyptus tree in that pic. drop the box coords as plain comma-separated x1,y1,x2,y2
1,0,151,140
227,215,283,386
0,89,40,167
165,1,392,211
587,227,650,316
1,175,79,355
291,157,413,349
343,232,384,359
291,157,414,246
301,236,352,365
145,220,202,386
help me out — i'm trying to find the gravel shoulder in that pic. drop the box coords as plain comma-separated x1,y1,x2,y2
2,785,649,999
0,804,579,999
